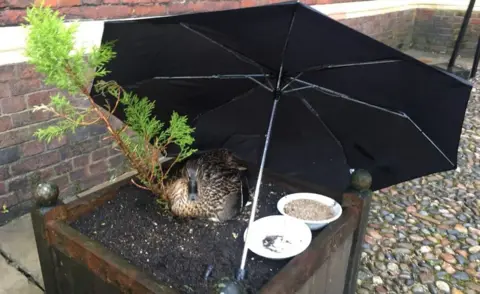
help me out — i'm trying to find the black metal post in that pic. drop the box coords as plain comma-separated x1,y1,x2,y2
448,0,476,72
470,36,480,78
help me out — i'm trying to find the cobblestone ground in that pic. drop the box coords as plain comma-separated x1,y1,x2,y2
356,75,480,294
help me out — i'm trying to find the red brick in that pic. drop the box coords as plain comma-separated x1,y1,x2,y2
73,154,90,168
53,160,73,175
0,182,6,194
0,96,26,114
82,0,100,4
96,5,133,18
47,136,67,150
10,151,61,176
60,5,133,19
35,0,57,6
0,65,15,82
11,109,53,128
88,161,108,175
8,175,29,192
59,137,100,160
0,83,10,99
20,140,45,157
0,116,12,132
50,174,70,190
471,18,480,25
7,0,34,8
0,166,10,181
39,166,56,181
216,1,240,10
14,63,40,80
69,167,87,182
87,124,107,137
9,79,42,96
107,153,126,169
68,126,89,143
0,9,27,26
168,2,196,14
0,127,34,149
57,0,81,6
240,0,256,7
124,0,152,4
133,4,168,16
26,90,55,108
90,147,109,162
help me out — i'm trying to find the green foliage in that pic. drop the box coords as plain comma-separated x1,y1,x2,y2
23,3,115,94
23,3,197,197
32,93,94,143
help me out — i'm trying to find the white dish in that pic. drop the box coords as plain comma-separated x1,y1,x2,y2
243,215,312,260
277,193,342,231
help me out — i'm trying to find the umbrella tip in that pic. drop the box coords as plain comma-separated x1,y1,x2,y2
350,169,372,191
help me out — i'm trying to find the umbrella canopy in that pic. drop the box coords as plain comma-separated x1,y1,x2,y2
92,1,472,193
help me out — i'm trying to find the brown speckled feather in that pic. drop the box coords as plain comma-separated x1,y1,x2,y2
164,149,250,222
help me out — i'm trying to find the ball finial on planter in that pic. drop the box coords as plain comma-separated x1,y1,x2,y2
34,182,59,207
351,169,372,191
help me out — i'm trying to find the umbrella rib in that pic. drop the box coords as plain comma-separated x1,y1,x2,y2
299,59,403,74
291,78,455,168
179,23,273,85
152,74,273,91
402,115,455,167
290,77,405,117
275,3,298,91
191,86,261,123
247,77,274,92
281,72,303,91
152,74,270,80
293,92,347,159
283,85,313,94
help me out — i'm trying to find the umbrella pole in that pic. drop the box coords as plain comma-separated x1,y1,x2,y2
236,95,280,281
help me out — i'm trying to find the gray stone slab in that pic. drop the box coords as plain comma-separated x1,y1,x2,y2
0,255,43,294
0,214,43,287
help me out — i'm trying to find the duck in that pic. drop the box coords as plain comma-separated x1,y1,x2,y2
163,148,250,222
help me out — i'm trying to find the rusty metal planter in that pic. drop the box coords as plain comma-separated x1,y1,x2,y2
31,170,372,294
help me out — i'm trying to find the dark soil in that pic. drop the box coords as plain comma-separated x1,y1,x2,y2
71,180,302,293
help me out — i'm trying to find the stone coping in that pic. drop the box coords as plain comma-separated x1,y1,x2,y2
313,0,480,20
1,0,479,66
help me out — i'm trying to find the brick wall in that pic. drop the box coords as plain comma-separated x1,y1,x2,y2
340,10,416,50
0,0,367,26
412,9,480,57
0,63,128,211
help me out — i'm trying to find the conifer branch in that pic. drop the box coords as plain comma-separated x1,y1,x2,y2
23,3,197,203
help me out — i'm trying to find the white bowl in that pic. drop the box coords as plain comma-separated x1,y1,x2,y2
243,215,312,260
277,193,342,231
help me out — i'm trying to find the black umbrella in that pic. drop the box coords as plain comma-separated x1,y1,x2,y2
92,1,472,279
